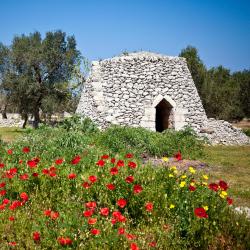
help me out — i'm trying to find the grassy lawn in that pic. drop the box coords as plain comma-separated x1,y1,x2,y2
200,145,250,207
0,127,25,142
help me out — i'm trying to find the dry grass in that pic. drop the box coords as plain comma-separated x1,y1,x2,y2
0,127,25,142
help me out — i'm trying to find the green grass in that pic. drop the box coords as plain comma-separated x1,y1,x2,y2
0,127,25,142
200,146,250,207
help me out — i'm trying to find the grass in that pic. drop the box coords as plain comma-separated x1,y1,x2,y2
200,146,250,207
0,127,25,142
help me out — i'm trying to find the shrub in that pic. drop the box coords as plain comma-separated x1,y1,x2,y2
59,115,99,133
98,126,204,159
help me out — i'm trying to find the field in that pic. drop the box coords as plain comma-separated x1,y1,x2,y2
0,123,249,249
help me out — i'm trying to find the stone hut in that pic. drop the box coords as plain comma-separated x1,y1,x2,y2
76,52,249,145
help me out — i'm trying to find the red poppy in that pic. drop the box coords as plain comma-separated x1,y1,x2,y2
125,153,133,158
0,190,6,196
4,168,17,179
90,228,100,235
88,217,97,225
117,198,127,208
189,185,196,192
20,192,28,201
118,227,125,235
125,175,134,183
126,234,136,240
9,216,15,221
8,242,16,246
128,161,137,169
106,183,115,190
0,163,5,168
100,207,109,216
117,160,124,167
219,180,228,191
50,211,60,220
111,158,116,164
2,198,10,204
49,166,57,172
149,241,157,247
133,184,143,194
96,159,105,167
110,167,118,175
83,210,94,217
22,147,30,153
33,231,40,242
112,211,122,218
9,200,21,210
42,169,49,175
89,175,97,183
27,160,37,168
227,197,233,205
174,151,182,161
32,173,39,177
194,207,208,218
49,172,57,177
85,201,97,209
7,149,13,155
0,182,6,188
55,158,64,165
101,154,109,159
58,237,72,246
145,202,153,212
68,173,76,179
82,182,91,189
208,183,219,192
71,155,81,165
130,242,139,250
20,174,29,180
0,204,6,210
44,209,52,216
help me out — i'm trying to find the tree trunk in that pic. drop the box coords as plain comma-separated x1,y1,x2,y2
2,104,7,119
22,114,28,129
33,108,40,129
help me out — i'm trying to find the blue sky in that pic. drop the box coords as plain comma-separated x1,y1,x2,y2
0,0,249,71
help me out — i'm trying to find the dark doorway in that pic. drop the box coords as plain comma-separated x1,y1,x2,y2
155,99,173,132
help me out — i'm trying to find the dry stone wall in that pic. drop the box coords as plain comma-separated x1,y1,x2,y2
76,52,249,145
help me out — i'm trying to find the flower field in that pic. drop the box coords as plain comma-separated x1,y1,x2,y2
0,122,249,249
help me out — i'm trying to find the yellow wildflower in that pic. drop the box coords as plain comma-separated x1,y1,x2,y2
162,157,169,162
203,174,209,180
220,191,228,199
169,174,174,178
170,204,175,209
179,181,186,188
202,182,207,186
170,166,177,170
190,182,195,186
173,170,178,174
189,167,196,174
203,205,209,211
181,175,187,179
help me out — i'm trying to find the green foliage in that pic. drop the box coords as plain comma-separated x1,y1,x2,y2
98,126,204,159
59,115,99,133
180,46,250,121
0,31,83,128
242,128,250,137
